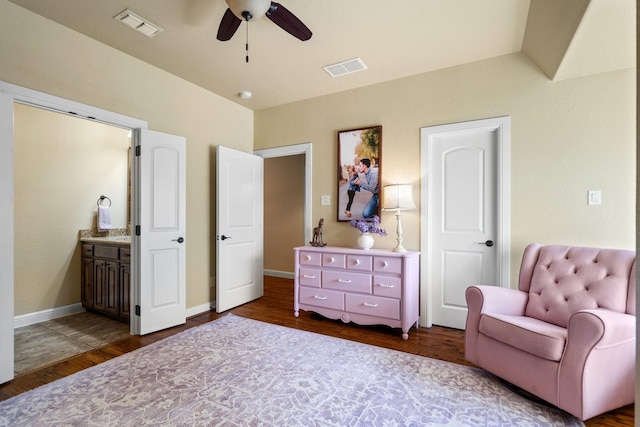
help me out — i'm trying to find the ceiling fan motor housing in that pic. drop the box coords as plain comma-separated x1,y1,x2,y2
226,0,271,21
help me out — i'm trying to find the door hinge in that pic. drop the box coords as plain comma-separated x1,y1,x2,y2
135,225,141,236
135,305,141,316
135,145,141,156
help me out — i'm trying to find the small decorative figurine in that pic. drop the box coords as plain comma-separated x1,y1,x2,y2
310,218,327,247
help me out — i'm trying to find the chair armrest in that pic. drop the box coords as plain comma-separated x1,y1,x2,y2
565,308,636,364
559,309,636,419
465,286,528,364
466,285,528,316
563,309,635,362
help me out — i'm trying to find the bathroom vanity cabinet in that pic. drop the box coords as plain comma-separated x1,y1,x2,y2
81,242,130,323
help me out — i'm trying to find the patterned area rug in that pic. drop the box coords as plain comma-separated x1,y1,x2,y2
0,314,584,426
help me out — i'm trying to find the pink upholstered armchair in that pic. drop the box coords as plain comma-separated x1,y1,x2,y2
465,243,636,420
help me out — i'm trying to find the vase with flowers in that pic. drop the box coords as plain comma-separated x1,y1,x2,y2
350,215,386,250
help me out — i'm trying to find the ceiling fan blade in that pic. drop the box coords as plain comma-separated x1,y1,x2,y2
216,8,242,41
266,2,312,41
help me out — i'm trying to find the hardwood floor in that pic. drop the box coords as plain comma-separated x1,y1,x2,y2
0,276,633,426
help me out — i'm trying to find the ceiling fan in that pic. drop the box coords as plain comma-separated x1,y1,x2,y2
216,0,312,42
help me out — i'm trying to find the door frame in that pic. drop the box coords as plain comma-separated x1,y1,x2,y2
420,116,511,328
254,143,313,257
0,81,147,346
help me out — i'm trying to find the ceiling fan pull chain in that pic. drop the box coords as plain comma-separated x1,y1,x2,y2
245,21,249,63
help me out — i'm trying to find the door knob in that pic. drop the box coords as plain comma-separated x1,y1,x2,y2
220,235,231,240
172,237,185,243
477,240,494,247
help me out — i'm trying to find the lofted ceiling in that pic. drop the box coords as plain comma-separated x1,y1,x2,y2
7,0,635,111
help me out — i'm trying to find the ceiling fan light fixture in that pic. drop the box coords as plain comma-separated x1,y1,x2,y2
217,0,312,43
226,0,271,21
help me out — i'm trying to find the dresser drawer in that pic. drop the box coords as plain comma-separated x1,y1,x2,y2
299,286,344,311
120,248,131,262
346,254,372,272
299,268,321,287
374,256,402,275
373,275,402,299
81,244,94,257
94,244,119,260
322,252,346,269
346,294,400,320
322,270,371,294
299,251,322,266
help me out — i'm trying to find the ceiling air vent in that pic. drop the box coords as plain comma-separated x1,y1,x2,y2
323,58,368,78
114,9,163,38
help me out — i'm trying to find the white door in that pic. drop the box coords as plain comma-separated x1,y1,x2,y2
216,145,263,312
0,92,14,384
421,117,510,329
132,129,187,335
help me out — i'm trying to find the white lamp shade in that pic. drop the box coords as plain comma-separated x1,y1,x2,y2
226,0,271,20
382,184,416,211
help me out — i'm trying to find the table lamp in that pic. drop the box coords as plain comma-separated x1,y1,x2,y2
382,184,416,252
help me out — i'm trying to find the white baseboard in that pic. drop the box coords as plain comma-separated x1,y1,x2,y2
14,303,86,329
187,302,213,318
264,269,294,279
16,302,216,329
15,271,294,329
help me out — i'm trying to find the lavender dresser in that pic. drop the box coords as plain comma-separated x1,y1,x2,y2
294,246,420,340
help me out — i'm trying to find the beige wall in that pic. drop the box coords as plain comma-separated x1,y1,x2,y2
14,104,129,315
254,53,636,284
264,155,305,273
1,0,253,311
1,0,635,312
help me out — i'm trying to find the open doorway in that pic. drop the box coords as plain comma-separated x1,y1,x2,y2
0,80,148,384
12,103,131,374
255,143,312,278
263,154,305,276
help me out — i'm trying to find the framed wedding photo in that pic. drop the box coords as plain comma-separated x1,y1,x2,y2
337,125,382,222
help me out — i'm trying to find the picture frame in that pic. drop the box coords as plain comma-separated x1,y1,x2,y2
337,125,382,222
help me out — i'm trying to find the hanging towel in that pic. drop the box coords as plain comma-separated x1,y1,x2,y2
98,206,112,231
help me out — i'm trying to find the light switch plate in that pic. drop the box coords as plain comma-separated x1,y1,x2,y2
588,190,601,206
321,195,330,205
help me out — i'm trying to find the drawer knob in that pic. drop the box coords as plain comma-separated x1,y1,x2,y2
337,279,352,284
303,274,316,279
305,255,311,261
383,261,389,268
328,256,335,263
355,259,360,265
378,283,394,288
363,302,379,308
313,295,327,300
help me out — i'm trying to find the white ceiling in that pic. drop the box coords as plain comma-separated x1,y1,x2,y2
8,0,635,111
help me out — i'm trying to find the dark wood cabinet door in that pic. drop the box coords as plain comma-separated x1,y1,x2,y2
104,261,120,317
93,259,107,312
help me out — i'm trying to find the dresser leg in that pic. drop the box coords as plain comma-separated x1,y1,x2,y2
294,310,299,317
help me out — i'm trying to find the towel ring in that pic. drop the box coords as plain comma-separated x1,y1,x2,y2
97,195,111,207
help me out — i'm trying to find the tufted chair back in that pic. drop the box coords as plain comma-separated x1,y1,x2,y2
518,243,636,328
